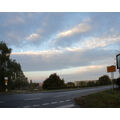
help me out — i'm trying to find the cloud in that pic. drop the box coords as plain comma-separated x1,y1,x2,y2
26,33,40,41
61,65,108,82
11,47,114,72
82,33,120,49
24,64,112,82
57,22,91,38
52,20,92,48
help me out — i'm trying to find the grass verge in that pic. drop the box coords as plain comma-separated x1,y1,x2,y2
74,88,120,108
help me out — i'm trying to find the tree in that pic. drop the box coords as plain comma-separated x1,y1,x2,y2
0,41,29,91
0,41,11,91
98,75,112,85
43,73,65,90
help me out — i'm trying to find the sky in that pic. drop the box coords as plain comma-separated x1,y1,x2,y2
0,12,120,83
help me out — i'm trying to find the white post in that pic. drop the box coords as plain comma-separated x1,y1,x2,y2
111,72,114,90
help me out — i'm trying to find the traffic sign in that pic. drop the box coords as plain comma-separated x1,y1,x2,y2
107,65,116,72
4,77,8,80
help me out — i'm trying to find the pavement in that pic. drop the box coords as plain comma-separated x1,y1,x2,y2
0,85,112,108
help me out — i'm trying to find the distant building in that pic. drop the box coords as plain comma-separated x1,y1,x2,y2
74,80,97,87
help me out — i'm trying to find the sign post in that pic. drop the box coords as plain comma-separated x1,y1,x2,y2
4,77,8,92
107,65,116,91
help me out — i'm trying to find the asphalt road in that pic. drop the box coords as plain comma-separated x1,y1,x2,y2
0,85,112,108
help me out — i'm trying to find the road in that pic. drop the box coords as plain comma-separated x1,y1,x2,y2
0,85,112,108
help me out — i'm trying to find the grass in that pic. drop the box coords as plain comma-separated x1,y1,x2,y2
74,88,120,108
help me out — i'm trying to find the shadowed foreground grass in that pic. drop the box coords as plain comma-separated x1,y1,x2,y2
74,88,120,108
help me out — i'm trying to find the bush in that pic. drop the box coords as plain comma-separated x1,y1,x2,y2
98,75,112,85
43,73,65,90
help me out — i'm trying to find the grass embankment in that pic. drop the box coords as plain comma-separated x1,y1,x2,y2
74,88,120,108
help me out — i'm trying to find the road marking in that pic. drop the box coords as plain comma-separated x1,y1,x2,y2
65,99,71,102
24,98,40,101
32,104,40,107
23,105,30,108
0,101,4,103
59,101,64,103
57,104,75,108
42,103,49,106
51,102,58,104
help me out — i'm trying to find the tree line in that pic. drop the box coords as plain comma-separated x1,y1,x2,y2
42,74,113,90
0,41,29,91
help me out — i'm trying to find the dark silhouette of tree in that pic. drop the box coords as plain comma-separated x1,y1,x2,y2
0,41,11,91
43,73,65,90
0,41,29,91
98,75,112,85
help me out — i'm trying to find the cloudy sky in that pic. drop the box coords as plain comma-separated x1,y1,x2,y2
0,12,120,83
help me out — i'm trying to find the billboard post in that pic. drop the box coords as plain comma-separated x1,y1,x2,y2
107,65,116,90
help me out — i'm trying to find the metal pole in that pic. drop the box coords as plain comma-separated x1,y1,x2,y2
111,72,114,91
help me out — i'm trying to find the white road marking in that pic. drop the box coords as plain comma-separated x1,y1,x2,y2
51,102,58,104
42,103,49,106
65,99,71,102
24,98,40,101
59,101,64,103
32,104,40,107
23,105,30,108
57,104,75,108
0,101,4,103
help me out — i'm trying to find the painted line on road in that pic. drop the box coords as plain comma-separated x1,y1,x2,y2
57,104,75,108
42,103,49,106
24,98,40,101
51,102,58,104
65,99,71,102
32,104,40,107
59,101,64,103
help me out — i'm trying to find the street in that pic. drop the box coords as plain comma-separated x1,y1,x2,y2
0,85,112,108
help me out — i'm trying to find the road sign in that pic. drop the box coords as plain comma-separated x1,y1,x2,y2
107,65,116,72
4,77,8,86
4,77,8,80
116,54,120,69
5,79,8,83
